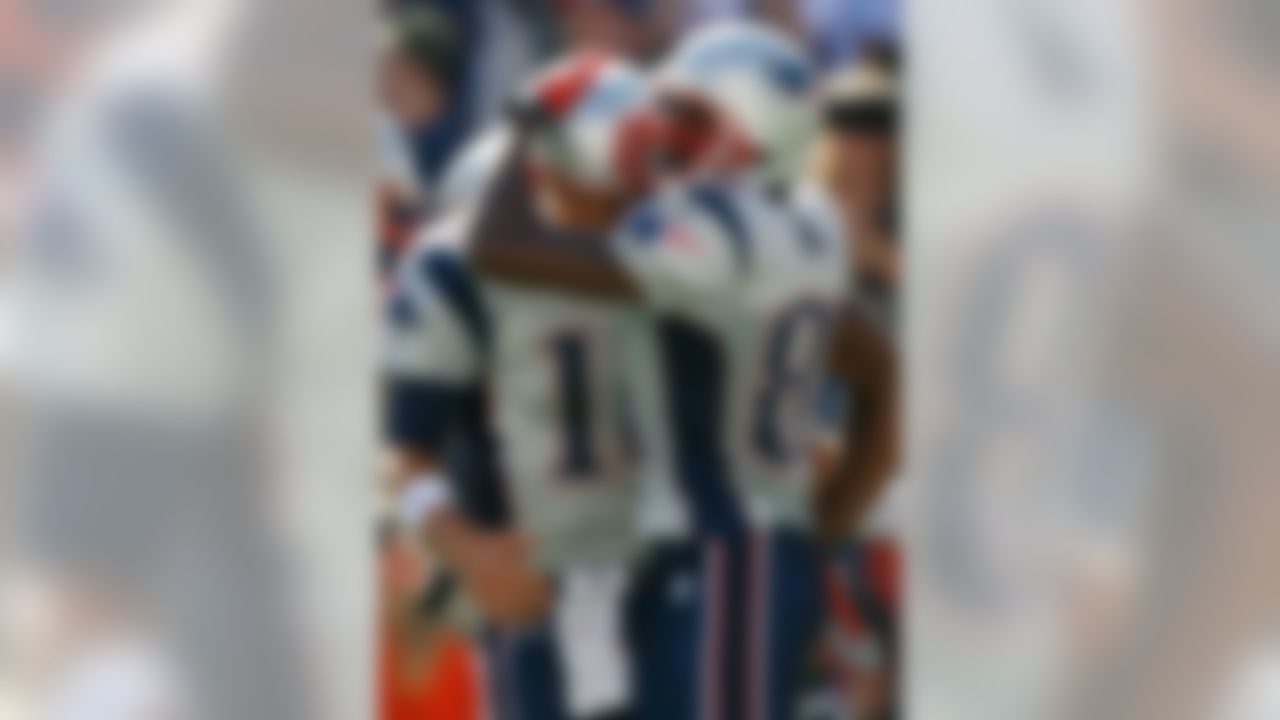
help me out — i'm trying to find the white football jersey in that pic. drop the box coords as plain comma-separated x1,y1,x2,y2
609,179,849,540
384,213,639,570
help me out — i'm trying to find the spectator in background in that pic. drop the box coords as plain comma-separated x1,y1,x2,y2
808,45,903,720
798,0,898,67
555,0,667,60
813,46,900,328
650,0,897,66
378,8,464,273
654,0,800,42
378,521,485,720
381,8,463,155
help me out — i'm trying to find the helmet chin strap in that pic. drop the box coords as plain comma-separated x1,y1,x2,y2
712,127,759,174
529,158,627,234
654,89,760,183
677,124,758,183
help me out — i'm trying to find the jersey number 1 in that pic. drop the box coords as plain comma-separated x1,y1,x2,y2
550,330,602,480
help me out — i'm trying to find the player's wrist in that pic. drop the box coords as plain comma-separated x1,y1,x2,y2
396,472,456,536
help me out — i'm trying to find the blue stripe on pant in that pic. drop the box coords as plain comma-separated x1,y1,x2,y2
627,532,825,720
480,621,571,720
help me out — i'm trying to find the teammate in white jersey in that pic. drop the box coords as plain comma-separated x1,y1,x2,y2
384,53,660,719
470,23,899,720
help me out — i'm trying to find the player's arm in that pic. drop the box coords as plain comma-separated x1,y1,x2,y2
386,379,555,629
386,435,550,628
469,131,643,300
383,251,552,627
815,303,901,544
383,246,481,547
384,378,472,560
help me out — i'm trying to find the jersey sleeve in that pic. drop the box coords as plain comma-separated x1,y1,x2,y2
382,244,488,451
792,182,852,277
382,246,485,385
609,186,749,310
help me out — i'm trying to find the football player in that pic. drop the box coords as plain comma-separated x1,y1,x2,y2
470,22,899,720
383,53,659,720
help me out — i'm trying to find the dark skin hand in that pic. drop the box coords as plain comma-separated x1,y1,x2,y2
426,508,553,629
469,127,641,301
815,302,901,545
389,445,552,629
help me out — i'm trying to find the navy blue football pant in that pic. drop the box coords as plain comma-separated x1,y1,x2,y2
626,531,825,720
480,620,571,720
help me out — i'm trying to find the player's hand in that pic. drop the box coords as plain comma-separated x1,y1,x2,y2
810,437,843,495
463,533,554,628
434,521,552,628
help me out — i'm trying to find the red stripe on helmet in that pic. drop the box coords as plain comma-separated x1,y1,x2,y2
536,51,610,118
612,107,662,193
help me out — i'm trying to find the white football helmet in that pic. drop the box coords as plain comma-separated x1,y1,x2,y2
436,125,513,213
655,21,819,184
519,50,658,194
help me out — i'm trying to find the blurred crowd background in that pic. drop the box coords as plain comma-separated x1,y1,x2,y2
4,0,1279,719
374,2,903,719
376,0,899,288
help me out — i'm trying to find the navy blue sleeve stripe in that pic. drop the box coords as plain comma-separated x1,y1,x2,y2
386,379,513,528
687,184,751,272
385,285,423,329
659,318,748,537
447,385,512,528
791,212,827,255
385,379,463,451
420,253,492,356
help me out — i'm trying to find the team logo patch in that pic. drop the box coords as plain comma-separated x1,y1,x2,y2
663,221,700,254
387,289,422,329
